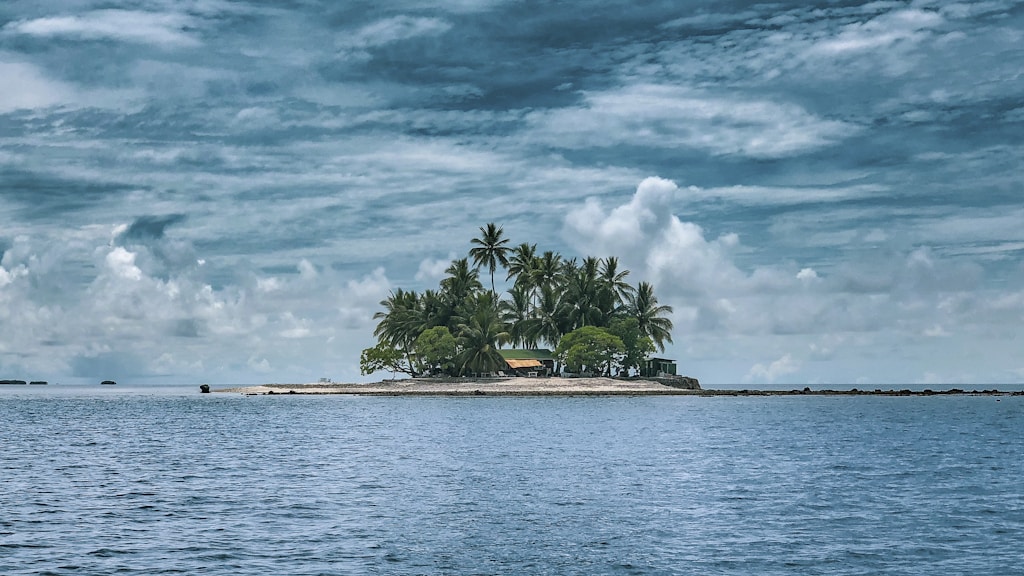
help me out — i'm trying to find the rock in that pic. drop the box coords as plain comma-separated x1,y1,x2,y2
199,384,210,393
652,375,701,390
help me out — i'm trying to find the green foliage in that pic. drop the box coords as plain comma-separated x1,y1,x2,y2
414,326,457,375
555,326,625,376
359,342,414,377
607,317,655,374
627,281,674,352
363,222,677,376
454,293,510,375
469,222,511,295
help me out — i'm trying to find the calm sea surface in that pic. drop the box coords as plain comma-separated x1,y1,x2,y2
1,386,1021,575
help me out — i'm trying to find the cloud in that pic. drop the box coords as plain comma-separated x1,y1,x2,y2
564,177,746,297
337,267,393,330
105,247,144,281
796,268,819,282
415,253,457,283
0,53,139,112
121,214,188,242
811,9,944,56
0,225,393,383
297,259,318,281
528,85,859,158
5,9,201,47
1,2,1022,386
746,354,801,383
0,61,73,113
343,15,452,49
337,15,452,61
563,176,1024,386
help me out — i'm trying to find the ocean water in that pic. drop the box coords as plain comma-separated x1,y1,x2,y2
1,387,1021,575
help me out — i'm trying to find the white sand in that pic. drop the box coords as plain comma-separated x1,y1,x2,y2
216,376,698,396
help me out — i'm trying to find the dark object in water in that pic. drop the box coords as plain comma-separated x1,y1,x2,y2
1,379,28,385
29,381,48,385
199,384,210,393
101,380,117,385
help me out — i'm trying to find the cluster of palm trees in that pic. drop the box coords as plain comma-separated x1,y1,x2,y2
362,223,674,377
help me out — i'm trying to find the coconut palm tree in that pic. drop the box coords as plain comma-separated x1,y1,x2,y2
372,288,422,373
533,285,568,349
627,281,674,352
500,283,539,348
455,292,510,375
506,243,537,286
594,256,633,325
599,256,634,305
469,222,511,296
532,250,563,295
440,258,482,304
506,242,539,315
415,289,449,333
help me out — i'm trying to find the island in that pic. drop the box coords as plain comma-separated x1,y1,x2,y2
356,222,690,384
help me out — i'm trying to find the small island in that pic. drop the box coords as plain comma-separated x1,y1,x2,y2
358,222,685,383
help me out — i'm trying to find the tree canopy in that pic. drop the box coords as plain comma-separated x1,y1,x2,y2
362,222,675,378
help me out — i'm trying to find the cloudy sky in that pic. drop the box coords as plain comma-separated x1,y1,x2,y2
2,0,1022,387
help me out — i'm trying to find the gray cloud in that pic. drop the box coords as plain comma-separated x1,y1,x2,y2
1,0,1022,386
121,214,188,242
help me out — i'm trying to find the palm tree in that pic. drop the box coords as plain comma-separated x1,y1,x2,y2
500,283,538,348
440,258,482,303
596,256,633,324
506,243,537,285
469,222,511,296
416,289,449,333
627,281,674,352
532,251,563,295
506,242,539,315
599,256,634,305
455,292,510,375
372,288,421,373
560,259,602,330
533,285,568,349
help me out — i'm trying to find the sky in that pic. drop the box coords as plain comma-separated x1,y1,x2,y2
1,0,1022,387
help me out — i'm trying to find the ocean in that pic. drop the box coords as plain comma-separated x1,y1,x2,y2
1,386,1021,575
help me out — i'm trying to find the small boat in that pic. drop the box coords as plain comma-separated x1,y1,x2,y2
29,381,48,385
100,380,117,385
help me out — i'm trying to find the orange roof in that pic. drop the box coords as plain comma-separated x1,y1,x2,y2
505,358,543,369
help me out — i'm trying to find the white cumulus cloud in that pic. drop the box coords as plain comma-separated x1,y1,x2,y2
746,353,801,383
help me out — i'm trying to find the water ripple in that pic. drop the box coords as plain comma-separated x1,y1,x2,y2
1,391,1021,575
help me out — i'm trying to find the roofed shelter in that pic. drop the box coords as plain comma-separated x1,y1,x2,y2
498,349,555,376
641,357,677,377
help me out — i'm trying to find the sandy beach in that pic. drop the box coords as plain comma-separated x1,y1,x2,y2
214,378,1022,397
216,376,700,396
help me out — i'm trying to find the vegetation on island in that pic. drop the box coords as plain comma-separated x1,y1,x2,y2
360,223,674,378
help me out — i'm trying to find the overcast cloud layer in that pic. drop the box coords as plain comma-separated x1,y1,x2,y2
2,0,1022,387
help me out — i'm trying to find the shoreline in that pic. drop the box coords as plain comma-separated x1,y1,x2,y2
214,377,1023,397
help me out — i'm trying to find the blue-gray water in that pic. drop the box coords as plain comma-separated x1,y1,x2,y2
2,387,1021,575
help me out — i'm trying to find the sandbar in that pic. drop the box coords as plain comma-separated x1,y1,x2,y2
214,378,1021,397
216,376,699,396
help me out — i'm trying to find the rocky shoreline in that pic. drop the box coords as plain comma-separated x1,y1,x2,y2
214,377,1022,397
